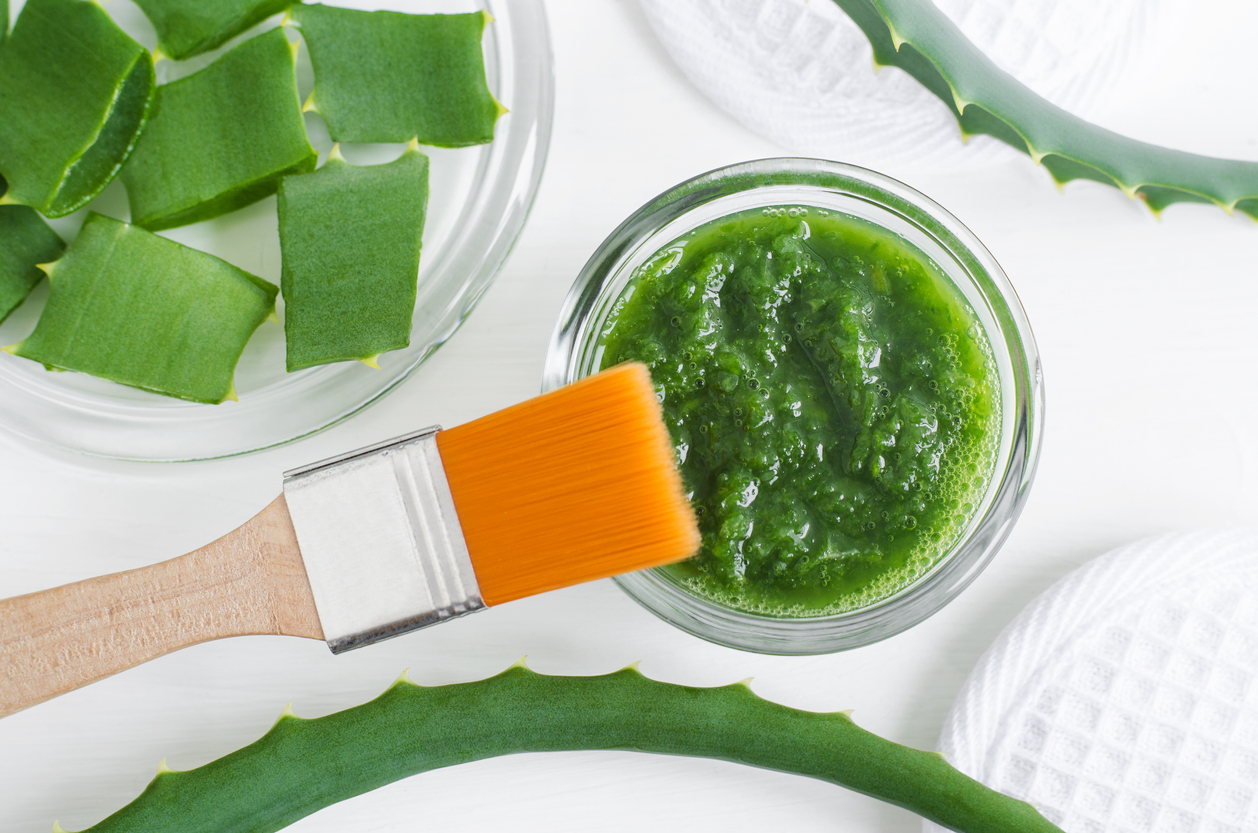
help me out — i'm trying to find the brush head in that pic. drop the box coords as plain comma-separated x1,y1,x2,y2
435,362,700,607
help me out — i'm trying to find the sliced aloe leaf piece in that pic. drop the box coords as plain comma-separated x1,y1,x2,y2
133,0,297,61
0,201,65,324
833,0,1258,219
121,27,317,231
278,142,428,371
6,213,277,404
0,0,154,218
290,4,503,147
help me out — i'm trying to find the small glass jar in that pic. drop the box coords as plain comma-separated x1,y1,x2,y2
543,158,1043,654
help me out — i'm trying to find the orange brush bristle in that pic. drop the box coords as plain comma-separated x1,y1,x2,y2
435,362,700,607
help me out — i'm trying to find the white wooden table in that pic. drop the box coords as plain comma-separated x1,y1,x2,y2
3,1,1257,831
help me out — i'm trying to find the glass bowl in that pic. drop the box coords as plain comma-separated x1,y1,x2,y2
543,158,1044,654
0,0,553,461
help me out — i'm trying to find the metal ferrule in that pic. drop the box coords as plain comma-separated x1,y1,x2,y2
282,427,485,654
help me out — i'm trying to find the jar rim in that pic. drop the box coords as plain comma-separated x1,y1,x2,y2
544,157,1044,654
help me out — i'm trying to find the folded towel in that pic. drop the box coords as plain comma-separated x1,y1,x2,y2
928,529,1258,833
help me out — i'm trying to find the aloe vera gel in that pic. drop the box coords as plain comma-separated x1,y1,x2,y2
599,207,1001,616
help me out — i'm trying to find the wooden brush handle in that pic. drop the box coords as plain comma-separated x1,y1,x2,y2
0,496,324,719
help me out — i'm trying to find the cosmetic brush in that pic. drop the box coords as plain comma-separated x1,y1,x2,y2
0,362,699,718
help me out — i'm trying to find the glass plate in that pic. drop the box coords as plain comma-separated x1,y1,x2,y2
0,0,553,461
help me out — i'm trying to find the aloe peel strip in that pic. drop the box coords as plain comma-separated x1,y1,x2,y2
7,213,277,404
0,0,154,218
122,27,317,231
278,143,429,371
69,664,1063,833
0,203,65,324
290,5,503,147
133,0,297,61
832,0,1258,219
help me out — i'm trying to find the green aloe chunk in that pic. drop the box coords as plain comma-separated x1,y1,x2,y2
278,142,428,371
0,0,154,218
133,0,298,61
290,4,504,147
0,201,65,324
121,27,317,231
6,213,277,404
833,0,1258,219
70,665,1063,833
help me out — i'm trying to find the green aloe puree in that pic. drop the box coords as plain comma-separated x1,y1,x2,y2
598,207,1001,616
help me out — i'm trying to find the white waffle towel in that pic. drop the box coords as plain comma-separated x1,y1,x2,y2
638,0,1161,174
927,530,1258,833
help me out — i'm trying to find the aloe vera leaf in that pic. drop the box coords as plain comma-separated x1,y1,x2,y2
133,0,298,61
289,4,503,147
278,142,428,371
0,0,154,218
121,27,317,231
6,213,277,403
0,203,65,323
72,665,1063,833
831,0,1258,219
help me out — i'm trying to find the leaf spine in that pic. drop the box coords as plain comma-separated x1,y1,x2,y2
326,144,346,164
301,92,318,114
223,380,239,403
156,758,175,775
52,822,68,833
37,260,59,277
509,656,531,671
358,355,381,369
1135,193,1164,220
393,668,417,687
278,702,299,721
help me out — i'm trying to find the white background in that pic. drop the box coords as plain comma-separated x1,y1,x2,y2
3,1,1258,831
